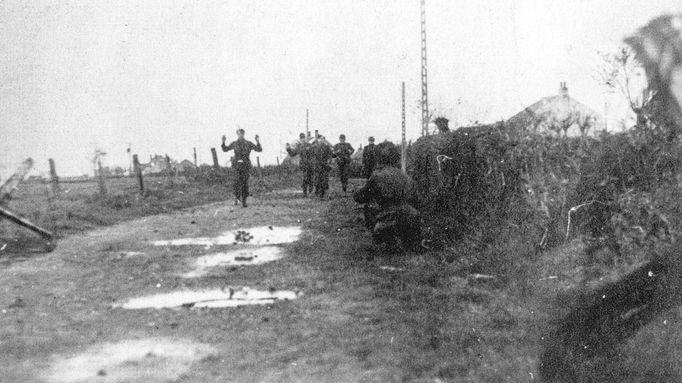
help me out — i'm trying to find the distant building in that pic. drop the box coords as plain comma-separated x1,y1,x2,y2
141,154,178,175
351,144,363,166
177,159,196,173
507,82,604,136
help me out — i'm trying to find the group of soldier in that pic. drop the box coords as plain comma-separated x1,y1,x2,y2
285,132,378,198
221,128,422,252
284,132,422,252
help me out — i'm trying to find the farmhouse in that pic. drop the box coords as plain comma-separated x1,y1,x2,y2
141,154,181,175
177,159,196,173
507,82,604,136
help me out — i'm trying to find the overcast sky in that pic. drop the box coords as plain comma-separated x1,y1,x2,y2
2,0,681,178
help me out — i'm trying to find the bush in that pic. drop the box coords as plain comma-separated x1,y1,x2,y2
407,113,682,272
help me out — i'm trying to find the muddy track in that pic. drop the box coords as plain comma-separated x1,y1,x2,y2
0,188,380,382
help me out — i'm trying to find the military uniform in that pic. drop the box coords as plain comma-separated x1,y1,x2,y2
353,166,422,251
312,138,333,198
332,141,354,192
362,142,377,178
286,138,314,196
221,138,262,207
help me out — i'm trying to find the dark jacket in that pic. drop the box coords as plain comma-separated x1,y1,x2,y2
332,142,355,164
362,143,377,176
286,139,314,169
312,140,333,170
353,166,415,208
222,138,262,167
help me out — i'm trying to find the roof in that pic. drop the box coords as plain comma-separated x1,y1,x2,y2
507,84,604,136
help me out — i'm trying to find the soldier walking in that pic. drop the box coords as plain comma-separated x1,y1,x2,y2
221,128,262,207
311,135,333,199
332,134,355,192
286,133,314,197
362,136,377,179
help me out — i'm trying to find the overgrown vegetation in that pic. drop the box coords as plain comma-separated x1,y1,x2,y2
404,16,682,381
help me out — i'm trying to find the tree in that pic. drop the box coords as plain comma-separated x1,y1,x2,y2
596,46,656,126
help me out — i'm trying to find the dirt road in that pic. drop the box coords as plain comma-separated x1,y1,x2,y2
0,186,412,382
0,184,541,382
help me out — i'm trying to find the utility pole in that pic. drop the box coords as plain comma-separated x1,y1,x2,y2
401,82,407,173
420,0,429,136
306,109,310,139
604,96,609,131
126,143,132,174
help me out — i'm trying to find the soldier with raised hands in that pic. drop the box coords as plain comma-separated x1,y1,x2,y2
221,128,262,207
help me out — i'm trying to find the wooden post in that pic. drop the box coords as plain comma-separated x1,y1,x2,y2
193,147,198,167
0,159,54,242
97,159,107,195
133,154,144,194
0,205,53,240
256,156,263,179
164,154,173,187
0,158,33,203
48,158,60,195
211,148,220,169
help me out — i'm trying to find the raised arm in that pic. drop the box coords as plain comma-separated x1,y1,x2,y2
221,135,234,152
253,135,262,152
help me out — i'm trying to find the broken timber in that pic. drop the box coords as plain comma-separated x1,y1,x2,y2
0,158,33,203
0,158,54,241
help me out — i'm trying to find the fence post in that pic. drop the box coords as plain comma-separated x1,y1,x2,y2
97,160,107,195
48,158,60,195
211,148,220,169
165,154,173,187
133,154,144,194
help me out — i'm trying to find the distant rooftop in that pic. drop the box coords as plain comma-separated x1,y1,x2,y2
507,82,605,136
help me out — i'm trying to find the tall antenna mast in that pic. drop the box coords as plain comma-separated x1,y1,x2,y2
420,0,429,136
401,82,407,173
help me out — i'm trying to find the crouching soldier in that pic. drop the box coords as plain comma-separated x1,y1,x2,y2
353,142,422,252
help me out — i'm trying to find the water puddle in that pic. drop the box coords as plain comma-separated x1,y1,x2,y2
41,338,214,383
116,287,299,309
182,246,283,278
269,188,300,196
153,225,302,248
120,251,144,258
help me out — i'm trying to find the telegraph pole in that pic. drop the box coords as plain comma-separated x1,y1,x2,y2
401,82,407,173
420,0,429,136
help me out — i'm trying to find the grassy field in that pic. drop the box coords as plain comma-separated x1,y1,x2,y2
0,172,297,253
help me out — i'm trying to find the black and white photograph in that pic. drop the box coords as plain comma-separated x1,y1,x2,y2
1,1,682,381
